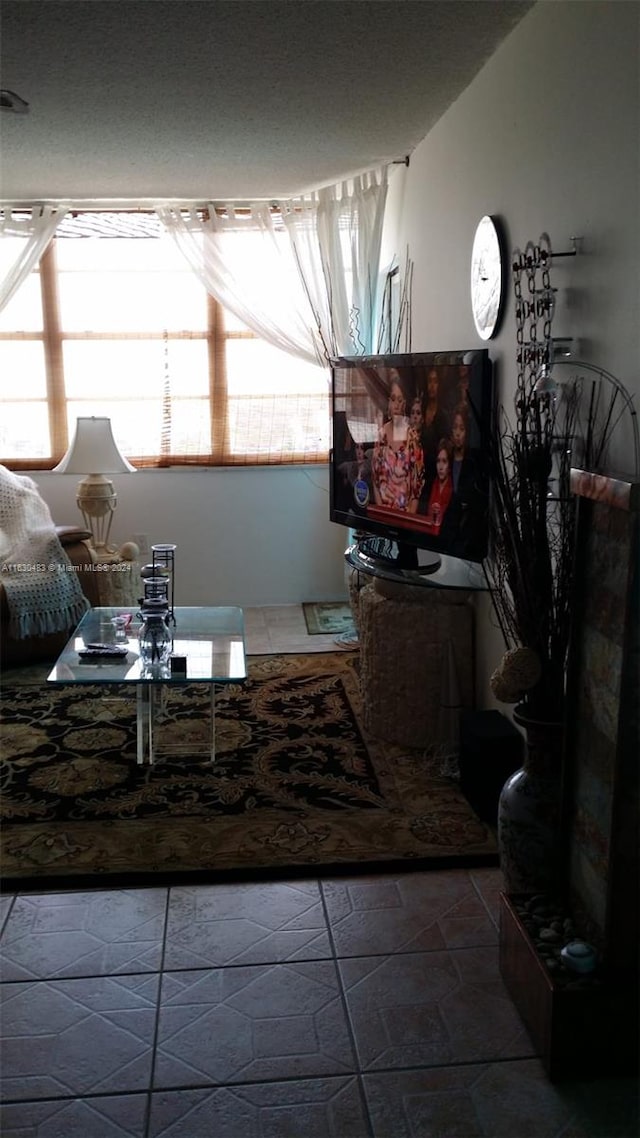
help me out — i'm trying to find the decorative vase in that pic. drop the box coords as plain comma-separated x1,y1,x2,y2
497,706,565,895
138,610,172,677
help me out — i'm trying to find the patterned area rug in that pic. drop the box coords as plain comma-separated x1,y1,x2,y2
0,653,497,888
302,602,355,635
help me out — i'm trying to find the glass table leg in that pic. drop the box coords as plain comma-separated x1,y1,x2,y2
137,683,216,763
210,684,216,762
137,686,148,765
136,685,163,764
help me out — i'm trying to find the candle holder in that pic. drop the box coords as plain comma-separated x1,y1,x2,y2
137,574,172,677
151,543,177,623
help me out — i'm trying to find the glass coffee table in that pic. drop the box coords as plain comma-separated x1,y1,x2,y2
48,606,247,765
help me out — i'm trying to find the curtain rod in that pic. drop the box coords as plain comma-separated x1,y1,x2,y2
0,160,404,213
0,202,276,221
0,199,264,210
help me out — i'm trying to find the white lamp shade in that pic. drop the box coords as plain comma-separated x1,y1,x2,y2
53,417,136,474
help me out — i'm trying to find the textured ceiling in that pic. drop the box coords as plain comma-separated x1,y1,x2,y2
0,0,534,202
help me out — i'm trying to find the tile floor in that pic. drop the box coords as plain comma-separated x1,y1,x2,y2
1,607,637,1137
1,871,636,1137
242,603,357,657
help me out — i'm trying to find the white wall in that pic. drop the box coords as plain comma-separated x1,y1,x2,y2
388,0,639,709
34,465,349,606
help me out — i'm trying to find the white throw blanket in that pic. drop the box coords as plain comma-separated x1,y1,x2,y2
0,465,89,639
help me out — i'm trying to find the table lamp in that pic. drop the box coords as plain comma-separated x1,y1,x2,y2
53,417,136,552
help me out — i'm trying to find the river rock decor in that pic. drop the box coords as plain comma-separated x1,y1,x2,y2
508,895,600,987
498,893,631,1081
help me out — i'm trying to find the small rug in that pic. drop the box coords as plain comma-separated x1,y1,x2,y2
0,653,497,888
303,602,355,636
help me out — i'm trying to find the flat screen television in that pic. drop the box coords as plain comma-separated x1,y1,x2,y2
330,349,494,573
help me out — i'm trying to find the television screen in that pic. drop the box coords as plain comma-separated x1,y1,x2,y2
330,349,494,569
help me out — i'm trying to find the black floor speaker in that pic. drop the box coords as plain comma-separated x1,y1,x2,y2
459,710,524,826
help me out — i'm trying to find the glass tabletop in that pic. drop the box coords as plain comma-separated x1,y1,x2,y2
345,538,488,591
47,606,246,685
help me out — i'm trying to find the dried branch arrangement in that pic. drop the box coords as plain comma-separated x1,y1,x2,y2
485,236,638,722
485,380,580,722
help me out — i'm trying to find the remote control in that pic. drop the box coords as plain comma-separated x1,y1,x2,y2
85,646,128,655
78,647,129,660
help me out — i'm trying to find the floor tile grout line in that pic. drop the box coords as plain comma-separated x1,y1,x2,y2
0,1090,153,1109
0,868,504,907
318,937,378,1133
144,890,172,1130
355,1071,377,1138
0,936,506,986
317,887,376,1133
316,873,366,1087
469,873,501,930
148,1069,365,1094
0,1052,548,1110
0,896,16,938
433,869,497,925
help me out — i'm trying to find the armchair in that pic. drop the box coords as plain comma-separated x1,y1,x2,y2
1,525,100,667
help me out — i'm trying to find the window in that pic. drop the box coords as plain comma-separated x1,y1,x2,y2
0,212,330,468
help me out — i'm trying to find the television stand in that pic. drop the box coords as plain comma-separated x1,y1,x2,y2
347,536,486,591
345,539,487,750
381,539,441,575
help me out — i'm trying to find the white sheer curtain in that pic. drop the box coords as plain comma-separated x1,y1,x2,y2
280,167,388,356
0,205,67,312
156,203,326,366
157,166,389,365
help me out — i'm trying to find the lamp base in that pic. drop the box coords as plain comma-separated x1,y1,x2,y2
76,474,117,550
